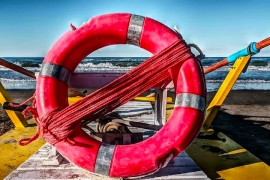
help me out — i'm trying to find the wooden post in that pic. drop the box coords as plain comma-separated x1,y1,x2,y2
154,89,168,125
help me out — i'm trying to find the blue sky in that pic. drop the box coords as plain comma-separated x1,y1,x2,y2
1,0,270,57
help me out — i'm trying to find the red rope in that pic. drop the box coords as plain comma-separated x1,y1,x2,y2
8,95,40,146
19,38,195,146
9,93,35,108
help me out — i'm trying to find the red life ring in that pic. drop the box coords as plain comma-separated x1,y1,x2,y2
36,13,206,177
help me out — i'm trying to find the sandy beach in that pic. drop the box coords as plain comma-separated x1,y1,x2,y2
1,89,270,166
208,90,270,166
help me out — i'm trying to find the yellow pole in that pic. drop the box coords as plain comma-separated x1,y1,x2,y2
0,82,28,127
203,55,251,130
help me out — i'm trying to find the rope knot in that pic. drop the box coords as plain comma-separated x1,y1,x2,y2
22,106,38,119
37,108,76,146
39,108,67,145
18,105,77,146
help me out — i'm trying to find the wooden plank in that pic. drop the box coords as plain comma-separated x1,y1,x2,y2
5,169,87,180
68,72,125,89
5,101,208,180
68,72,170,89
138,170,209,180
154,89,168,125
6,143,208,180
18,159,77,170
84,101,155,133
114,101,154,121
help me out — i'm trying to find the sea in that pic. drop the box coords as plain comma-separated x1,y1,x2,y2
1,57,270,92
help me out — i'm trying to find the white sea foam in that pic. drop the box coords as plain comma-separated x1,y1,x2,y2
204,63,270,72
1,57,270,90
0,78,35,82
1,76,269,83
75,62,133,72
0,66,41,72
0,62,269,73
206,79,270,83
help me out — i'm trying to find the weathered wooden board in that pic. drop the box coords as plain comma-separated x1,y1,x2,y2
5,101,209,180
5,143,209,180
86,101,155,133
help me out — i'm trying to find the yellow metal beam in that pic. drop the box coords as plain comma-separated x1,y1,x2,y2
203,56,251,130
0,82,28,128
166,103,174,120
0,126,46,180
68,96,173,105
186,130,270,180
217,162,270,180
134,96,172,102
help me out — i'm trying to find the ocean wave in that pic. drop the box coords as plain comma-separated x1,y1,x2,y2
1,76,270,83
249,60,268,66
0,66,41,72
83,57,146,62
2,56,270,70
203,63,270,71
75,62,133,72
206,79,270,83
0,78,35,82
1,62,270,72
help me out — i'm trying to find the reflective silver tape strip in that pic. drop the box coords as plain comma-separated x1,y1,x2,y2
175,93,205,112
127,14,145,46
40,63,71,84
94,143,115,176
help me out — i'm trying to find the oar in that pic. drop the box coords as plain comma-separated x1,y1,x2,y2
0,58,36,78
204,37,270,74
0,58,84,97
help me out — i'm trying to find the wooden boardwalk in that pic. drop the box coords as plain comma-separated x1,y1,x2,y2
5,101,209,180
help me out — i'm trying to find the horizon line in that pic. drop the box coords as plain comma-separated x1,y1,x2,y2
1,56,270,58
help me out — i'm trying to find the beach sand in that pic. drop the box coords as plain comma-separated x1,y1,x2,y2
208,90,270,166
0,89,270,165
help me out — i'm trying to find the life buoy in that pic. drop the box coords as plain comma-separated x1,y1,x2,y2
36,13,206,177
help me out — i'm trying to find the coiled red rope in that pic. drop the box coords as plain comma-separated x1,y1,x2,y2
17,39,195,146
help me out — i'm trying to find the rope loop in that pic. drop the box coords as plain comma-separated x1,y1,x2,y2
188,43,205,61
16,95,41,146
9,93,35,108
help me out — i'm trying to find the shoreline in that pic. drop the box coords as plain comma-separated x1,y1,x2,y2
3,89,270,104
1,89,270,165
